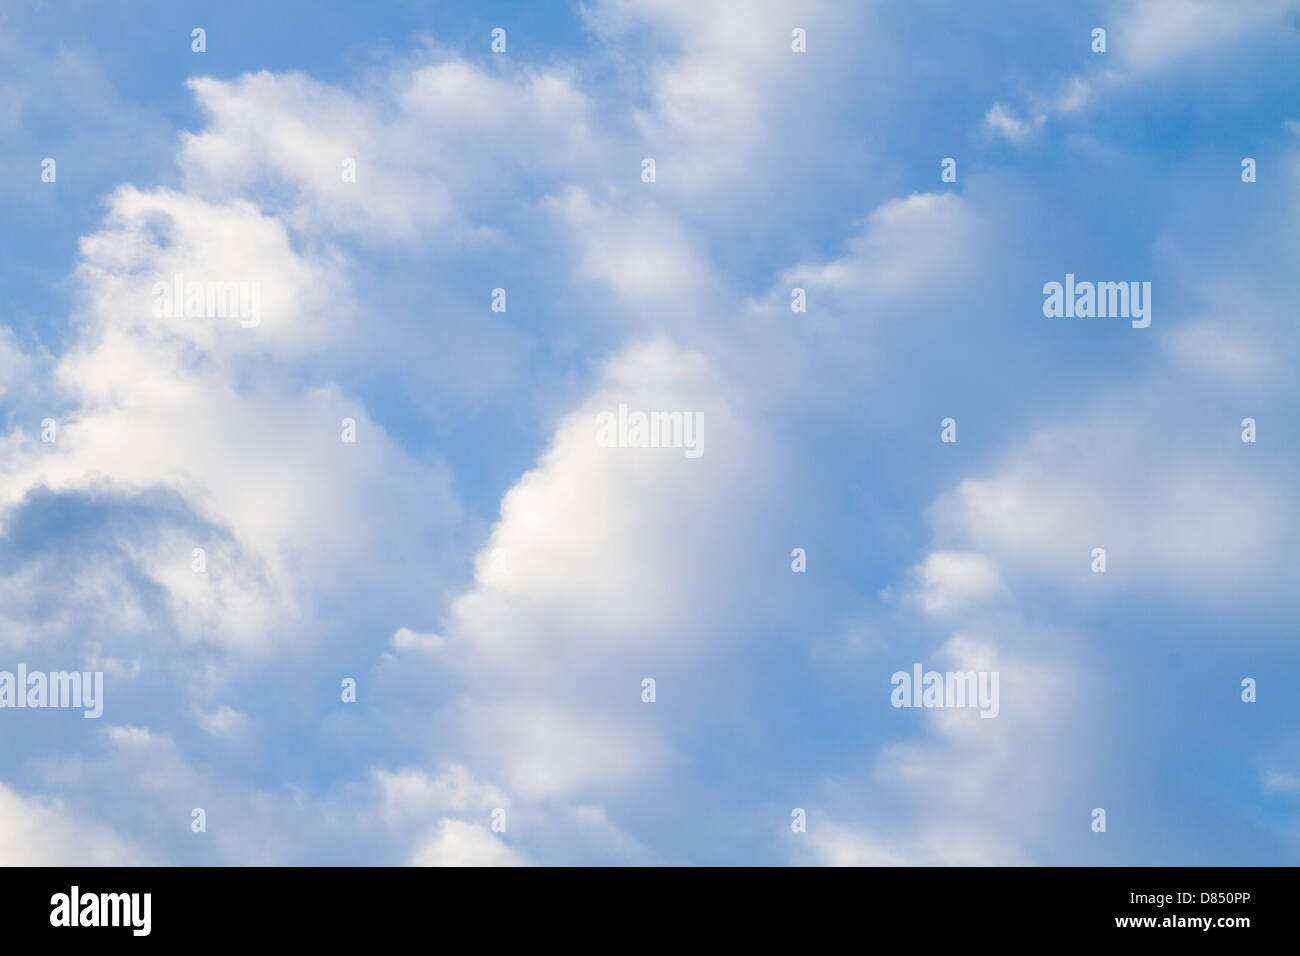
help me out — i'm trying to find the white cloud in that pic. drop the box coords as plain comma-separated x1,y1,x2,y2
1264,769,1300,794
0,184,462,653
196,706,253,740
543,187,718,308
800,818,1025,867
910,551,1006,616
409,818,529,867
5,0,1294,867
782,192,979,301
1162,317,1276,384
367,765,511,825
1114,0,1298,72
928,405,1294,595
584,1,818,187
392,628,447,655
798,631,1074,866
985,103,1045,143
397,336,787,803
1051,75,1095,114
0,327,35,399
985,0,1300,142
180,60,600,245
0,783,151,866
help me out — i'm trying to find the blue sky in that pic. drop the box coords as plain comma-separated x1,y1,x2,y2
0,0,1298,865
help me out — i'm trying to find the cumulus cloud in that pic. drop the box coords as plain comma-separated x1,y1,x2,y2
927,401,1296,596
801,818,1023,867
1114,0,1299,72
984,0,1300,142
1162,317,1278,385
1263,770,1300,794
797,632,1073,866
783,192,980,301
2,0,1296,867
985,103,1045,143
910,551,1006,616
409,819,529,867
407,336,786,801
179,62,601,244
0,782,150,866
0,182,462,655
